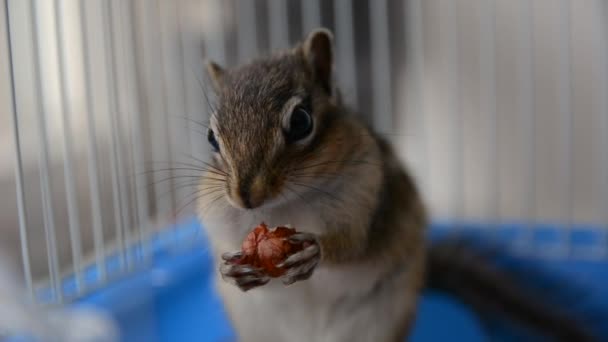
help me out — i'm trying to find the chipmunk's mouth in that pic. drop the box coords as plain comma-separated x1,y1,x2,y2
226,175,291,211
226,191,283,211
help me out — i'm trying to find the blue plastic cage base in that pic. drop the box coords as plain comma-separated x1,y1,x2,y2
66,218,608,342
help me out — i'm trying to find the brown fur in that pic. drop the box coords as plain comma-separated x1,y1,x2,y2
198,29,427,342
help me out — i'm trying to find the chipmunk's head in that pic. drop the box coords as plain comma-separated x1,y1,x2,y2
202,29,356,210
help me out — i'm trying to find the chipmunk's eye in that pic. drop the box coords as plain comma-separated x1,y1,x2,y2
285,106,313,143
207,129,220,152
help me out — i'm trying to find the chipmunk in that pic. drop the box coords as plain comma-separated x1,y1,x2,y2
197,29,599,342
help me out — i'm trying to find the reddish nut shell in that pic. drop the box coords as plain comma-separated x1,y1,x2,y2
241,223,269,258
235,223,302,277
258,227,301,277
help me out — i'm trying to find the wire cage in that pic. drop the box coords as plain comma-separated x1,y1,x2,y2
1,0,608,341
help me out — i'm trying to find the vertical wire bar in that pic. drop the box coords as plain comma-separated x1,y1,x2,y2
134,0,174,222
558,0,573,257
369,0,393,134
4,0,34,300
175,0,195,164
600,0,608,258
520,0,536,251
334,0,358,107
80,0,106,282
173,0,202,249
112,0,135,263
480,0,499,224
268,0,289,51
134,0,170,221
181,0,206,164
53,0,83,293
120,0,149,263
236,0,257,63
102,0,127,270
301,0,321,33
156,0,188,244
442,1,462,221
200,0,227,169
204,0,227,65
153,0,177,218
170,1,199,230
182,0,206,164
200,0,227,135
30,0,62,302
106,0,137,269
408,0,429,204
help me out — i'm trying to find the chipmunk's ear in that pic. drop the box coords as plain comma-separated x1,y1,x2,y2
205,60,225,91
303,28,334,95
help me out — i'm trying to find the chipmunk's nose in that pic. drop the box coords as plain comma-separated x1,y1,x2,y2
232,174,266,209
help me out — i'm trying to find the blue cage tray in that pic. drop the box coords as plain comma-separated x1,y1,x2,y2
64,218,608,342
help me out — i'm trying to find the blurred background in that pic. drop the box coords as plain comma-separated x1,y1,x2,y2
0,0,607,325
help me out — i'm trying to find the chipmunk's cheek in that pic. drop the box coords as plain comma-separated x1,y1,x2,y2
224,183,241,209
253,176,289,209
265,180,286,204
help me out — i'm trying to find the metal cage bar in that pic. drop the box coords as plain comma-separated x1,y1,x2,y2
30,0,62,303
52,0,83,294
599,0,608,257
268,0,289,51
2,0,608,308
480,0,499,223
334,0,358,107
443,0,463,221
558,0,574,257
236,0,258,64
80,0,107,284
520,0,537,251
102,0,129,271
121,0,150,264
301,0,321,34
407,0,429,205
369,0,392,134
4,0,34,300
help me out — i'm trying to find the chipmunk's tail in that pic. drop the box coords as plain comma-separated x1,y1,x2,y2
426,236,607,341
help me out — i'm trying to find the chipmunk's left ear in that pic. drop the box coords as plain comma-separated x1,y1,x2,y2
205,60,225,92
303,28,334,95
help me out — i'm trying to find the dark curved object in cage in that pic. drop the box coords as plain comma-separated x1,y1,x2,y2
25,218,608,341
426,227,608,341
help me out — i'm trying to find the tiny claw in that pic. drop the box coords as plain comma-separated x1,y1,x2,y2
220,263,271,291
288,232,317,244
281,262,316,286
279,239,320,286
282,277,296,286
222,251,243,262
235,275,268,285
238,277,270,292
220,263,262,277
281,244,320,268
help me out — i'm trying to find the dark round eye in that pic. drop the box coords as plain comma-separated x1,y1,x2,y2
285,107,313,143
207,129,220,152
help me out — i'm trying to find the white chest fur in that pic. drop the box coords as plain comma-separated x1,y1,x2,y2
201,198,407,342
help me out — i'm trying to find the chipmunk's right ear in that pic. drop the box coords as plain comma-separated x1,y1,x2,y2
303,28,334,95
205,60,225,91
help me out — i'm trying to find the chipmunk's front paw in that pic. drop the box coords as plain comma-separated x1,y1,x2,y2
279,233,320,286
220,251,270,292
